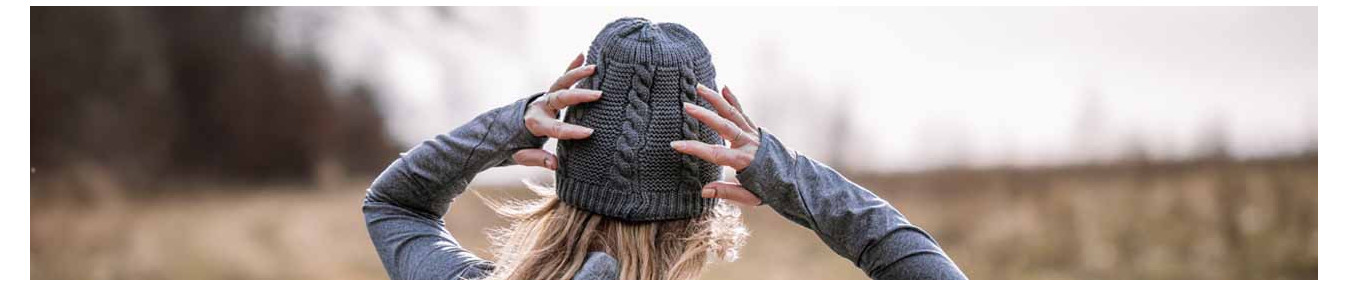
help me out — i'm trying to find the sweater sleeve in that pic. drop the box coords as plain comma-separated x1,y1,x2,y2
362,93,547,280
735,129,967,280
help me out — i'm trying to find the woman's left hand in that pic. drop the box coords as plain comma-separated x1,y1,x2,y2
512,54,603,170
671,84,764,207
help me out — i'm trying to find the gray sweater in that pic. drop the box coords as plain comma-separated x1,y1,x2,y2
362,94,967,280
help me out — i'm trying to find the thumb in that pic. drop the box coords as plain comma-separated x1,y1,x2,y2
701,181,763,207
512,149,558,170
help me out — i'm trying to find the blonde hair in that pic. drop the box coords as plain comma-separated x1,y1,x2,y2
481,180,747,280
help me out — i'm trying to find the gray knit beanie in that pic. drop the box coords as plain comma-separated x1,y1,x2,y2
556,17,723,222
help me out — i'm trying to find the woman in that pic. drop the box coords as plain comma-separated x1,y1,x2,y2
362,17,966,280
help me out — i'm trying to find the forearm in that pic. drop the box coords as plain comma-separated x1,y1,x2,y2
736,129,966,279
362,93,546,279
364,93,546,218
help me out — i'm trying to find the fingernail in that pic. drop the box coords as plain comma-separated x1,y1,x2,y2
586,65,596,70
581,127,595,135
696,83,708,91
701,188,715,198
670,141,685,150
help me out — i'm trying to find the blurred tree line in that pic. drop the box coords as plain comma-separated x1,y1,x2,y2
32,7,399,196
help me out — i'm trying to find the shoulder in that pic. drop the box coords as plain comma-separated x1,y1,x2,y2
572,251,620,280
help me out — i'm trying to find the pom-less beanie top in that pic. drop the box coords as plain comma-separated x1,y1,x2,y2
556,17,723,221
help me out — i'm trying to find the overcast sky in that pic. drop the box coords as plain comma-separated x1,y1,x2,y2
267,6,1316,175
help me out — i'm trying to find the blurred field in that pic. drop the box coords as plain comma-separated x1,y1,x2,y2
29,6,1317,280
30,155,1316,279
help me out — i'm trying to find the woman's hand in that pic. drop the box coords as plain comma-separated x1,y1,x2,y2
671,84,764,207
512,54,603,170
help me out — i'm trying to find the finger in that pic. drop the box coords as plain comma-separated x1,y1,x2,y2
671,140,752,170
564,53,585,73
548,89,603,110
721,86,756,129
512,149,558,170
696,84,753,133
702,181,763,206
683,103,752,146
526,116,595,140
549,65,597,92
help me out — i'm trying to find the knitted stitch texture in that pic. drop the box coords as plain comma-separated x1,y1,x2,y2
557,17,722,221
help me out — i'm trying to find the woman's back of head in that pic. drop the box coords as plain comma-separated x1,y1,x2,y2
557,17,724,222
486,17,745,280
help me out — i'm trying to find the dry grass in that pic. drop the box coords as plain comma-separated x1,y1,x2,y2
30,157,1316,279
853,157,1318,279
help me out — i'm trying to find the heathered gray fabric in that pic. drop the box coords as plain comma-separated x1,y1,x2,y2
362,93,967,280
572,252,620,280
363,95,542,280
557,17,723,221
737,129,968,279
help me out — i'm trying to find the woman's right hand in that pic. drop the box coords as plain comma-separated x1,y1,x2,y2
512,54,603,170
671,84,765,207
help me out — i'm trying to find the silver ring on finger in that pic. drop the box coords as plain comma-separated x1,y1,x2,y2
732,128,744,144
545,93,558,110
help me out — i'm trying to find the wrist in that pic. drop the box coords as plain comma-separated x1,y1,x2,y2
508,93,550,150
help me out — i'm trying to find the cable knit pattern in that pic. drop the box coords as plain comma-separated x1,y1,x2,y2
611,64,653,192
678,65,707,194
556,17,722,221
